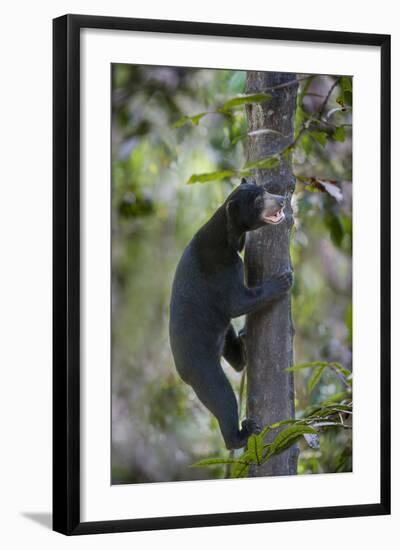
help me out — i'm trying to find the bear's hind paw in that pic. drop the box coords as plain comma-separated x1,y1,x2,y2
241,417,262,436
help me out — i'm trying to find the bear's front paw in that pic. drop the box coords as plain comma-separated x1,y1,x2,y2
267,270,293,298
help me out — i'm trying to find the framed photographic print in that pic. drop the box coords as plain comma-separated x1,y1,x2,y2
53,14,391,535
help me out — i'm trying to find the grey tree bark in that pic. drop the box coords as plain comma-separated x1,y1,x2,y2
244,72,298,476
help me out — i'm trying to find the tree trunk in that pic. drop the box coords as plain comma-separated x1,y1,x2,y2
244,72,298,477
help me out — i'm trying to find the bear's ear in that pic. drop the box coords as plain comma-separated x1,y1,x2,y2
242,177,257,186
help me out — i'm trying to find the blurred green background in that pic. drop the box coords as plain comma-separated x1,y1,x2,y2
111,64,352,484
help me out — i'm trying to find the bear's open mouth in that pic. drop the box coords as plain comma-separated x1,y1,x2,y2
263,208,285,224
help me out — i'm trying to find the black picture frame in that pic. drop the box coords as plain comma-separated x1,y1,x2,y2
53,14,391,536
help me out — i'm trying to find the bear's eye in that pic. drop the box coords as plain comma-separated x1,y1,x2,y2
254,195,264,207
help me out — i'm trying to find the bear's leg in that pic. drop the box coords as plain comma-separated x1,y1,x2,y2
222,324,246,372
190,362,254,449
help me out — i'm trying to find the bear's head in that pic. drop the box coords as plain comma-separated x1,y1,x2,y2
226,177,286,233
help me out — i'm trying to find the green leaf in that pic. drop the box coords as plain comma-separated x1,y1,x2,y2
230,461,251,478
232,134,246,145
227,71,246,93
172,116,190,128
172,112,208,128
329,362,351,378
311,421,345,428
287,361,351,389
336,95,345,108
327,405,352,413
247,434,263,465
285,361,329,372
336,89,352,108
325,212,344,247
230,450,253,478
345,304,352,343
187,170,235,185
309,404,352,419
258,424,272,439
269,419,299,429
220,93,272,112
340,76,352,93
320,392,350,406
300,134,312,155
265,425,317,461
244,156,280,171
295,105,308,135
237,169,252,178
190,457,244,468
310,130,328,147
191,113,208,125
332,126,346,142
307,365,326,393
336,77,353,108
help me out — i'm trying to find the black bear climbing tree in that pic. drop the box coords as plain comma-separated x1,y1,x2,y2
245,72,299,476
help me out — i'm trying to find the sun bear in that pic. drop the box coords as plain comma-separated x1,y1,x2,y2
169,178,292,449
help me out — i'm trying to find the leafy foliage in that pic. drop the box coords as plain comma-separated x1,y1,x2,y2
192,363,352,478
173,93,272,128
177,74,353,237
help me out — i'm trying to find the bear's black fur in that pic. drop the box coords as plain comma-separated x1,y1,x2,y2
169,178,292,449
